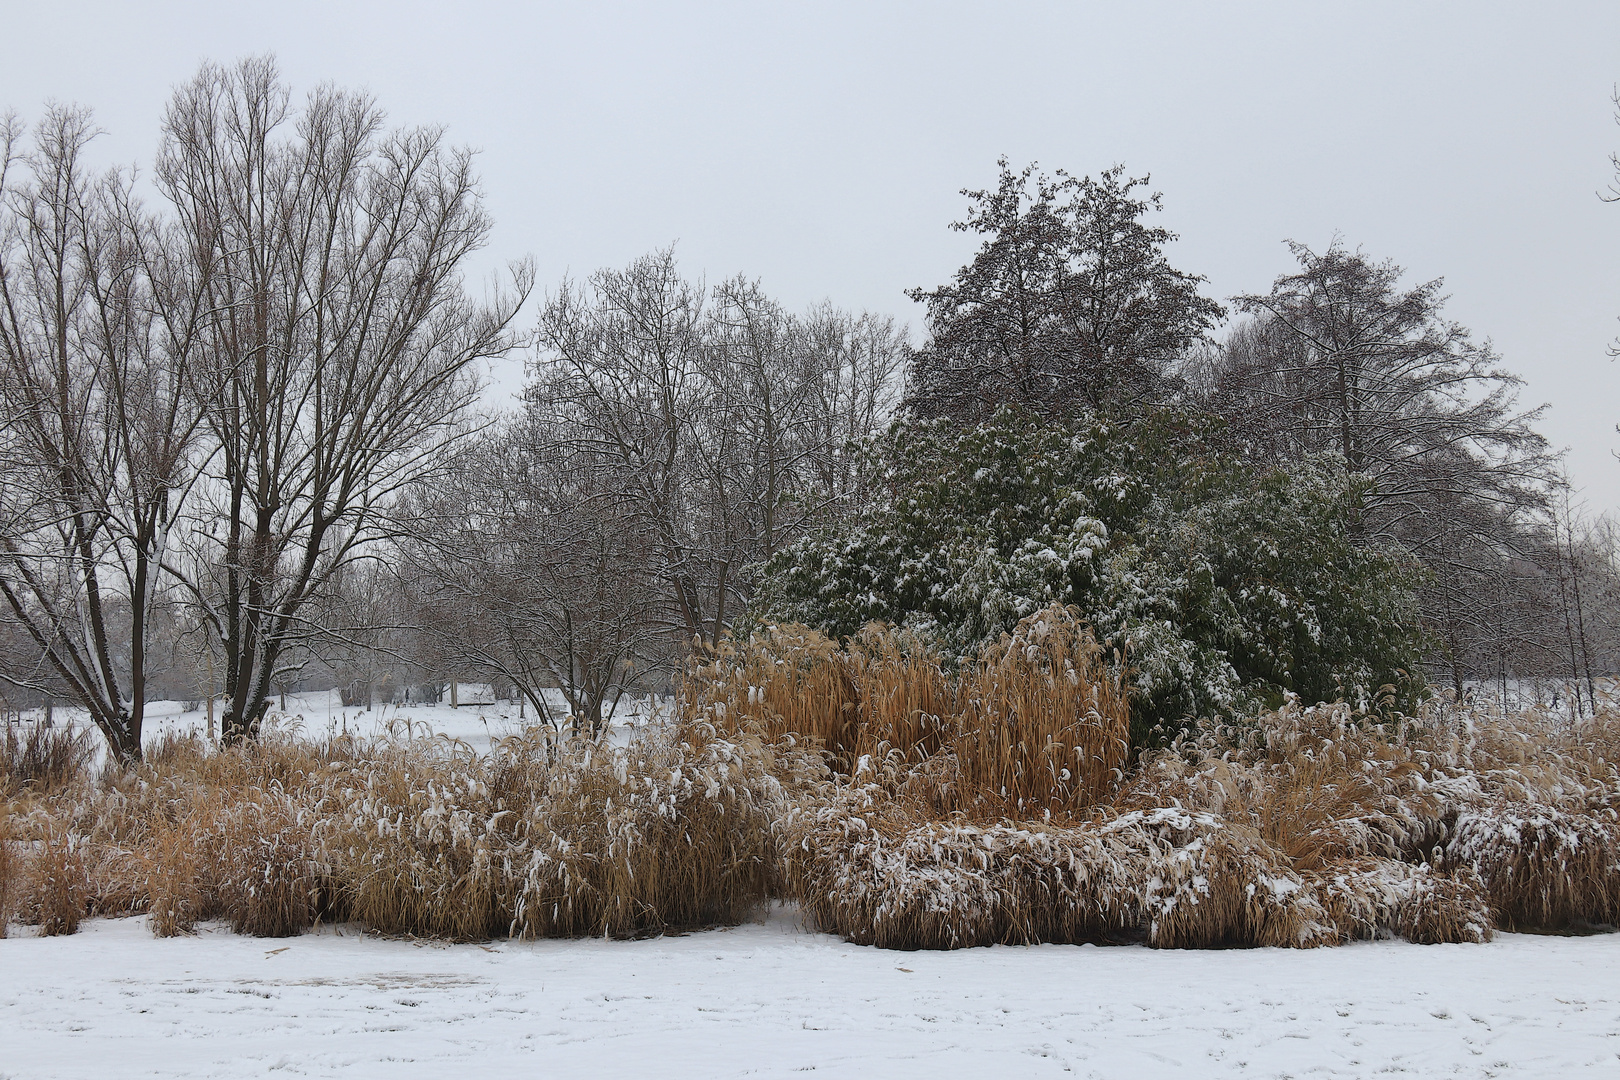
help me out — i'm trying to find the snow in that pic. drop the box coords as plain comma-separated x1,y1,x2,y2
3,911,1618,1078
121,690,670,756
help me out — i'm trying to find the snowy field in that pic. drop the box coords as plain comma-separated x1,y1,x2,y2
7,689,669,761
3,911,1618,1079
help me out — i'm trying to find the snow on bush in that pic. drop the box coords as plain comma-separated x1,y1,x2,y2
755,409,1426,742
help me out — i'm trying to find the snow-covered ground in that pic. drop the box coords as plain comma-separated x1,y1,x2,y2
2,911,1617,1079
7,690,670,761
143,689,558,754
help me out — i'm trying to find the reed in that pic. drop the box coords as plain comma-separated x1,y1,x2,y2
31,717,800,941
954,608,1130,816
0,806,14,937
2,721,94,795
10,664,1618,951
27,821,88,936
694,605,1131,817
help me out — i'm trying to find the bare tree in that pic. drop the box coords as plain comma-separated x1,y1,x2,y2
157,58,530,744
531,249,711,645
1222,241,1555,540
1194,241,1564,694
399,417,666,733
0,107,209,762
529,249,904,653
797,302,908,507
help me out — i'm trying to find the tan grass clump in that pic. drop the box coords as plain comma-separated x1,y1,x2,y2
844,626,957,765
786,695,1516,950
25,820,89,936
324,738,510,940
215,790,321,937
1118,700,1452,871
786,784,1133,949
683,625,860,766
10,718,798,942
2,722,94,795
506,720,801,939
1112,808,1334,949
0,804,16,937
694,605,1130,818
142,813,205,937
1441,806,1620,930
787,782,1337,951
1414,692,1620,930
954,608,1130,817
1308,858,1492,944
50,716,802,941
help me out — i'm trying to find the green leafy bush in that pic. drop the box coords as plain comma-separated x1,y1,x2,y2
758,409,1425,741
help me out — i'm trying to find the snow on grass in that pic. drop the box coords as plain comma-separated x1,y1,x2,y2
2,910,1617,1079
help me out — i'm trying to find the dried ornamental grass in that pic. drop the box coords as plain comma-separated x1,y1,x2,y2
10,670,1620,951
506,720,798,940
844,627,957,764
2,722,95,795
1442,805,1620,930
955,608,1130,816
787,787,1340,951
682,625,860,766
216,792,321,937
694,606,1130,818
1111,808,1334,950
0,806,15,937
1306,858,1491,945
27,821,89,936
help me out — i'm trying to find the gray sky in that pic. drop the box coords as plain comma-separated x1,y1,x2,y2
5,1,1618,509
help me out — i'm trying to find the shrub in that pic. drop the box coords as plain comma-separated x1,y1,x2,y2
758,409,1426,741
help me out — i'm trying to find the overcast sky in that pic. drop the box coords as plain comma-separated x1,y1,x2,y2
5,1,1618,509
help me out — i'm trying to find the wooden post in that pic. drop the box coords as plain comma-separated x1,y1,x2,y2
450,680,458,709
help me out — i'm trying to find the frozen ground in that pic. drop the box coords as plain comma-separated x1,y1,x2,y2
2,911,1617,1079
143,689,571,753
10,690,668,761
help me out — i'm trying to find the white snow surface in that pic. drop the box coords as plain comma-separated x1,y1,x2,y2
3,911,1618,1079
95,690,666,758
